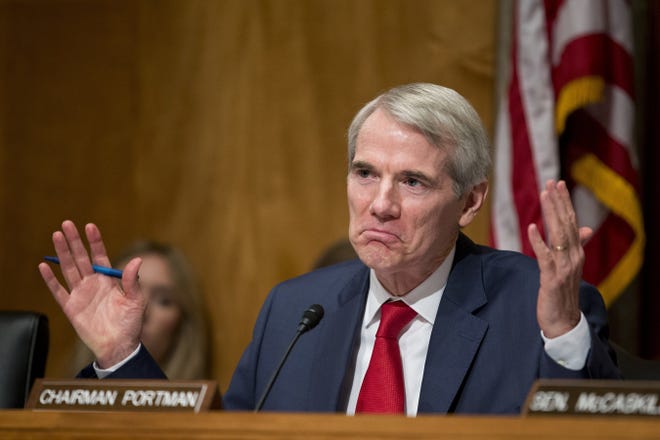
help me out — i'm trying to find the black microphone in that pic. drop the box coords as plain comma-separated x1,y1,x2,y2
254,304,324,412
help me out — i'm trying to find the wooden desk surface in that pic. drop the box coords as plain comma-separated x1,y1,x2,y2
0,410,659,439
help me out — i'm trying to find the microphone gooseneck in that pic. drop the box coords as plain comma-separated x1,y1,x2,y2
254,304,325,412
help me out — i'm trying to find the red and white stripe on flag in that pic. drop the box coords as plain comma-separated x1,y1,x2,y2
491,0,644,306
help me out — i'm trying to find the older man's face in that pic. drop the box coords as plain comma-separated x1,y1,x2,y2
347,108,473,292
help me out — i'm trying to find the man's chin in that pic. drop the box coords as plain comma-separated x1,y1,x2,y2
355,247,400,271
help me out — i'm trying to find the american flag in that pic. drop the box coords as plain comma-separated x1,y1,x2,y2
491,0,644,306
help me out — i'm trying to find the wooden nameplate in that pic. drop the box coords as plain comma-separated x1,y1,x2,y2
26,379,221,412
523,379,660,417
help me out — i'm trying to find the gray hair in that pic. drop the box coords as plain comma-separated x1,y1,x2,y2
347,83,491,197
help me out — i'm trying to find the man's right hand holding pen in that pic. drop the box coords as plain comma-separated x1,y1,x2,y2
38,220,145,369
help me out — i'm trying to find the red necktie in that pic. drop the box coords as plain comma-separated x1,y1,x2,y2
356,301,417,414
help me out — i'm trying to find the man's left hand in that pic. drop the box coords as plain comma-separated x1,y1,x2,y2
527,180,593,338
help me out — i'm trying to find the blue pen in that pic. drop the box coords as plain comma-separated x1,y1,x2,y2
44,256,123,279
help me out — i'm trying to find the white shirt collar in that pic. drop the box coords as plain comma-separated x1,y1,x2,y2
363,245,456,328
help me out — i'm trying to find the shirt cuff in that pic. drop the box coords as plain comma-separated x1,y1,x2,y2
93,343,142,379
541,312,590,370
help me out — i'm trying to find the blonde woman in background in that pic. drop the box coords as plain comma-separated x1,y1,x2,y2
71,241,210,380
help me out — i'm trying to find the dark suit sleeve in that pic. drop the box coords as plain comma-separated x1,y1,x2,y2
75,345,167,379
539,281,622,379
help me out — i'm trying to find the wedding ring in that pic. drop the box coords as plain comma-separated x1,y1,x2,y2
553,244,567,251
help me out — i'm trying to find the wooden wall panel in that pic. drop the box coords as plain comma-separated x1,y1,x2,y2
0,0,495,388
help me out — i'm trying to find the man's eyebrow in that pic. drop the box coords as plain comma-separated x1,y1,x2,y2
401,169,436,185
349,160,373,170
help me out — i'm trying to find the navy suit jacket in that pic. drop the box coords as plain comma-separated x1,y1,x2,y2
82,234,621,414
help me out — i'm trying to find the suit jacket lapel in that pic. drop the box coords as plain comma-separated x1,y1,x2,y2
307,264,369,411
418,234,489,413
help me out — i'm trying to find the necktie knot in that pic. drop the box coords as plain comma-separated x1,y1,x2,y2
376,300,417,339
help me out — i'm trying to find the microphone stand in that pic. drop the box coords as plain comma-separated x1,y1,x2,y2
254,329,303,412
254,304,324,412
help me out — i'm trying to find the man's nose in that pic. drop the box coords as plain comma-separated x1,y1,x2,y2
369,180,401,221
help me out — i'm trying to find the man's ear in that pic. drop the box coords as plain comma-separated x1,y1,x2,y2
458,181,489,228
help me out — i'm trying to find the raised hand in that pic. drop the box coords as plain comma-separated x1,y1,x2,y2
527,180,593,338
38,220,146,368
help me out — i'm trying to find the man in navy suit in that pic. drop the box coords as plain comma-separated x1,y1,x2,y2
40,83,620,415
